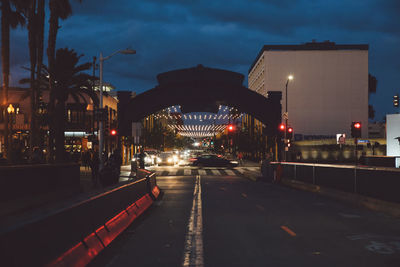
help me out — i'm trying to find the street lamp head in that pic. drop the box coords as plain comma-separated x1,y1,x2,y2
119,48,136,55
7,104,14,114
288,75,294,81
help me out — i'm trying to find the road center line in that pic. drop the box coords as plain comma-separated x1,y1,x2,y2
182,175,204,267
281,225,297,237
256,204,265,211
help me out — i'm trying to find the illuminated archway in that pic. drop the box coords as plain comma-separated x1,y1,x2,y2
118,65,282,136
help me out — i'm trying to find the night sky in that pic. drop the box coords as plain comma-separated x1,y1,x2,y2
6,0,400,120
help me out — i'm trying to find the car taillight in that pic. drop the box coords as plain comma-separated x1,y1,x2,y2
189,158,197,162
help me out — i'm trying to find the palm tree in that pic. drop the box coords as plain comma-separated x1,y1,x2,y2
1,0,25,159
52,48,98,161
25,0,46,153
12,0,46,155
47,0,82,161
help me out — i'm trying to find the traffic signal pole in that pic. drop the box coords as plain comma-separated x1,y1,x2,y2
354,137,358,165
284,79,289,161
351,121,362,166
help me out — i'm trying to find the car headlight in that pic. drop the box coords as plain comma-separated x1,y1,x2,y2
173,155,178,161
132,158,136,162
230,160,238,164
157,157,162,163
167,158,173,163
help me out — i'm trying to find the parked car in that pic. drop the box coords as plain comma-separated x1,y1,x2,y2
191,154,238,168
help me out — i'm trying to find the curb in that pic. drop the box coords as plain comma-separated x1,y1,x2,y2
281,178,400,217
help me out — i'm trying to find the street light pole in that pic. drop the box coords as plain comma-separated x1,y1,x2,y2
99,52,104,169
98,49,136,170
284,75,293,161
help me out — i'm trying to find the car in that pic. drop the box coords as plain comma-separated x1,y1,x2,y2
191,154,238,168
158,152,179,166
131,152,153,166
144,150,161,165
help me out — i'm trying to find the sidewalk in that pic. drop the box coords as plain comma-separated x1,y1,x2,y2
0,165,134,227
241,159,261,167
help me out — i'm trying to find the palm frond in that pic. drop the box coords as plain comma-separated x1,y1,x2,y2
56,0,73,20
9,10,26,28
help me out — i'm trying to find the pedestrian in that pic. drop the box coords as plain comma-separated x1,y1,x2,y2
31,147,43,164
0,153,7,165
82,150,91,170
109,149,123,183
237,152,243,166
296,151,301,162
261,152,273,182
138,149,145,169
90,150,100,187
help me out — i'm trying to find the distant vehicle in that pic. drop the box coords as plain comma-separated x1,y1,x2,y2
144,150,161,165
158,152,179,166
132,152,153,166
191,154,238,168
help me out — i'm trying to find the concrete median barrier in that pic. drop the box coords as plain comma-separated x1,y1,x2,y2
0,170,160,267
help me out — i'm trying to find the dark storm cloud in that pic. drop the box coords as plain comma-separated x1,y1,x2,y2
3,0,400,118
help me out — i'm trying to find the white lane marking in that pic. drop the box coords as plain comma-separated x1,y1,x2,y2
211,169,220,175
225,170,235,176
236,168,245,174
198,169,206,176
182,175,204,267
184,168,191,176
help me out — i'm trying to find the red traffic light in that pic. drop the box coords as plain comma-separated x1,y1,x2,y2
354,122,361,129
110,129,117,136
279,123,285,131
287,127,293,133
228,124,234,131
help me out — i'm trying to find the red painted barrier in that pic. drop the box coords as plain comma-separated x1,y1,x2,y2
46,194,154,267
152,185,160,199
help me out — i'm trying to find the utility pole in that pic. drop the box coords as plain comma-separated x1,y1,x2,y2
92,56,97,136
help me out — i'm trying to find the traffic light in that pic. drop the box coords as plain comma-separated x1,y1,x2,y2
227,124,235,132
287,127,293,139
278,123,285,132
351,121,362,138
394,94,399,108
110,129,117,136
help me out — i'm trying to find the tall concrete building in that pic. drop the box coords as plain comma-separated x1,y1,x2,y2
248,41,369,138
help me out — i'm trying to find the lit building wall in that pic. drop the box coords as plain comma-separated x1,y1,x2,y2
248,41,369,138
386,114,400,159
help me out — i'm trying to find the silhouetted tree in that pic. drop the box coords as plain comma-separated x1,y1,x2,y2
52,48,98,161
1,0,25,159
47,0,83,161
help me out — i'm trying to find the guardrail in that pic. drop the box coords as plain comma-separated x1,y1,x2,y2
272,162,400,203
0,169,160,267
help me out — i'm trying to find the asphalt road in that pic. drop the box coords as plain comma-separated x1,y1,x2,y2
89,167,400,267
